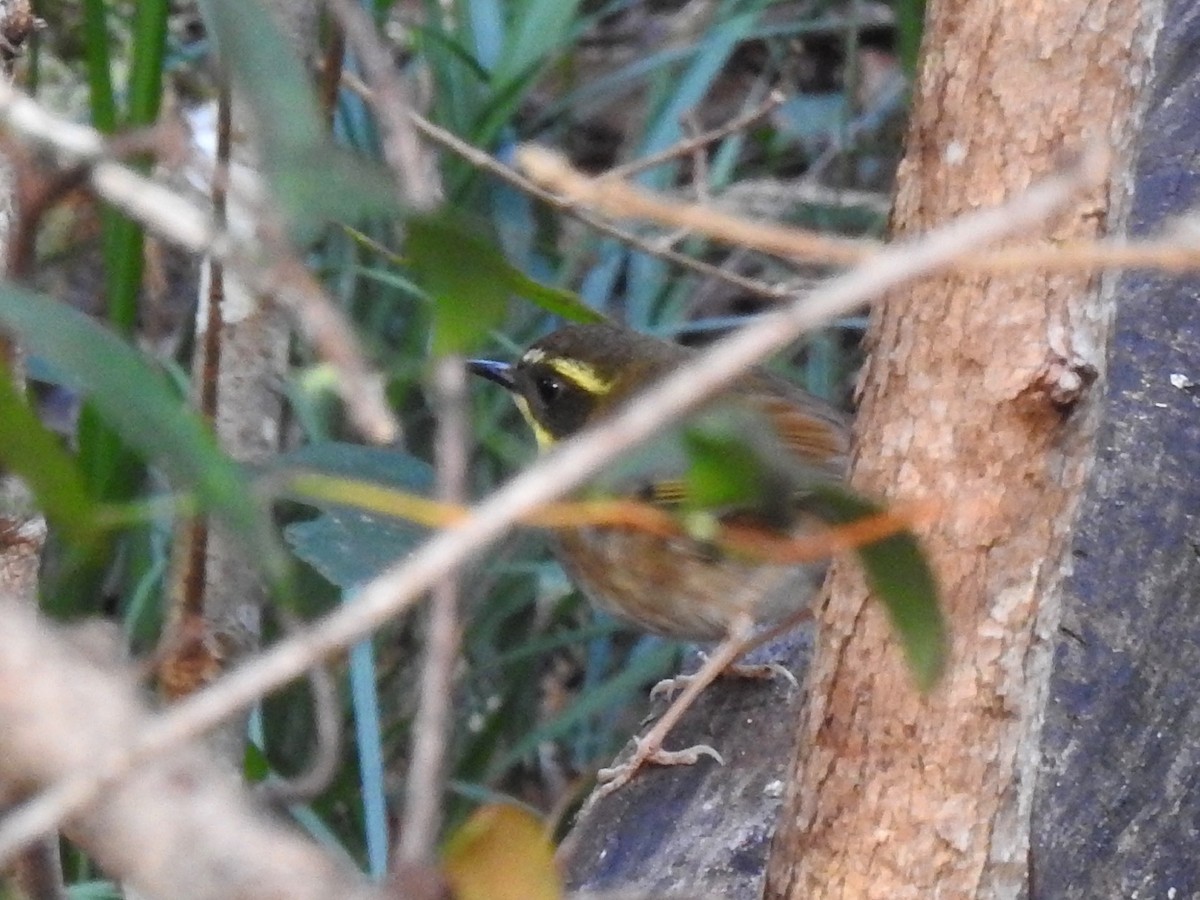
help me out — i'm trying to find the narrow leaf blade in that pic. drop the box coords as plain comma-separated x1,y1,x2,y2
0,368,96,547
0,284,287,584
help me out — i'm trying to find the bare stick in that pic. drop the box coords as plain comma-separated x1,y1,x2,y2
0,149,1101,858
397,357,468,865
608,90,785,179
325,0,441,210
518,144,881,265
0,78,398,445
331,75,794,304
0,599,378,899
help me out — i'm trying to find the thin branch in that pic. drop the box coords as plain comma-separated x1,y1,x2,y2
158,85,233,698
325,0,441,210
409,108,796,300
716,177,893,219
518,144,882,265
518,143,1200,277
317,18,345,126
0,77,399,445
397,357,468,865
0,149,1102,859
0,599,379,900
608,90,785,180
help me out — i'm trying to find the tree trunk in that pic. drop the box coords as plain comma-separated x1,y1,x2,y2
766,0,1163,898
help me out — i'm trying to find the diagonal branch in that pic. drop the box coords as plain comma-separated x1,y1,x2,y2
0,78,398,445
0,597,379,900
0,148,1102,860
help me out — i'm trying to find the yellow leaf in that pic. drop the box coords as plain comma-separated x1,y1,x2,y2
442,804,562,900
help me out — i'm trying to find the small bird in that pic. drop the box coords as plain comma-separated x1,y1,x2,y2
470,322,850,796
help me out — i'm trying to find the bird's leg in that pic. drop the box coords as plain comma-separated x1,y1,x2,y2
650,607,813,700
593,613,756,799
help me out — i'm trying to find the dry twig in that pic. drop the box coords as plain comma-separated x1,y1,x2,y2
518,144,882,265
608,90,786,180
0,598,379,899
0,147,1102,857
398,358,469,866
0,78,398,445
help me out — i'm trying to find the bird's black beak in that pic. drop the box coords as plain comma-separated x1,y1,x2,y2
467,359,516,391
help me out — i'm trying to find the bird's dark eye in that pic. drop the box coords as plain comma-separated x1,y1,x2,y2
518,362,593,439
535,373,564,406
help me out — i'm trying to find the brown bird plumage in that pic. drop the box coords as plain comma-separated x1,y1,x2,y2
471,323,850,795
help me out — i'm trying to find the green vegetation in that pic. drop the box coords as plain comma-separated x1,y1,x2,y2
5,0,922,881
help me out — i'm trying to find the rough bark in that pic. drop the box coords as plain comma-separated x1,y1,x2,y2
766,0,1162,898
1029,3,1200,896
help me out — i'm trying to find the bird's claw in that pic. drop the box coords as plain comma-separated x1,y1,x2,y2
732,660,799,690
649,673,688,701
650,657,797,701
592,736,725,800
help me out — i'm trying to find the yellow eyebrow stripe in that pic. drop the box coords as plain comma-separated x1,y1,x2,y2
545,358,613,396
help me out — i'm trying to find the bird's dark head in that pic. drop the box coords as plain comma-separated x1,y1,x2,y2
469,324,687,448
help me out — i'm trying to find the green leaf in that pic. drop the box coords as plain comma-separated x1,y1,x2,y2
344,221,606,325
494,0,584,90
592,405,799,526
278,442,434,587
408,212,511,355
198,0,401,234
0,284,289,587
243,740,271,783
0,368,96,547
806,483,947,692
270,146,404,239
500,266,607,325
682,407,787,518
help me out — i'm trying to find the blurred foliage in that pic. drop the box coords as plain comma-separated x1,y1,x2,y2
4,0,924,884
443,804,561,900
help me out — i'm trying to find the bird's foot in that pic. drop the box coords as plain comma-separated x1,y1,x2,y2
593,734,724,800
650,656,797,701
